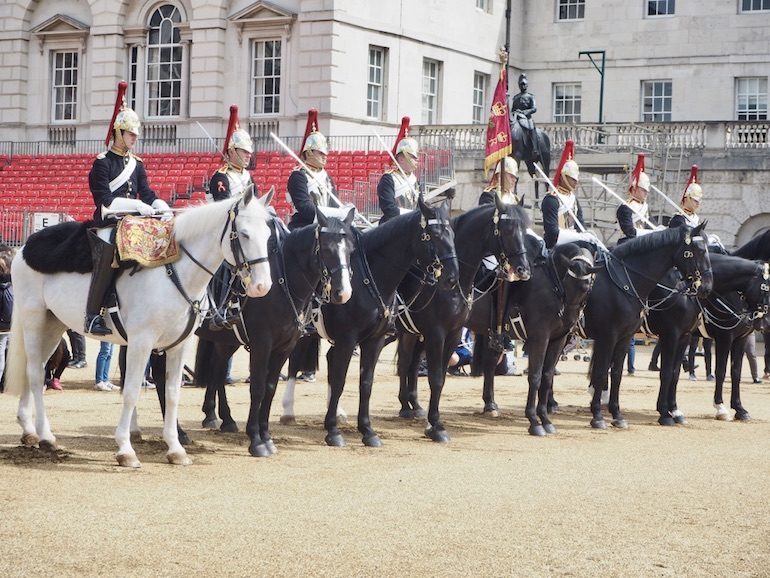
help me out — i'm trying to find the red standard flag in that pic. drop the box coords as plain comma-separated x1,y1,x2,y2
484,67,512,177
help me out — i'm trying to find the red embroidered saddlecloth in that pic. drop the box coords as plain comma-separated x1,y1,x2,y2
116,216,180,268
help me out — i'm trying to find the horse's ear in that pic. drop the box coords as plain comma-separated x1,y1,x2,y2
493,192,505,213
260,185,275,208
316,206,328,227
518,193,526,207
344,206,355,226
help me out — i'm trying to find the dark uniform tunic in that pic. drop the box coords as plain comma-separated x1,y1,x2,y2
287,166,337,231
541,189,585,249
669,210,699,229
88,150,159,223
208,164,256,202
616,199,653,243
377,170,419,225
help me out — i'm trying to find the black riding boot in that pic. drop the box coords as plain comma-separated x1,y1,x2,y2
85,230,116,336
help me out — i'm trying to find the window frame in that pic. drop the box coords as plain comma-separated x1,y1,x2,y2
367,46,386,120
251,38,282,116
641,80,673,122
735,77,768,121
145,4,184,119
422,58,441,125
472,71,489,125
50,49,80,123
553,82,582,123
557,0,585,21
740,0,770,12
646,0,676,17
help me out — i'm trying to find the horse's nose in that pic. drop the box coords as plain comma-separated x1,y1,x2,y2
516,264,531,281
441,272,458,291
333,286,352,304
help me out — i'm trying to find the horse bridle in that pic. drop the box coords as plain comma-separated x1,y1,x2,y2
416,213,456,286
222,200,270,289
313,223,353,304
493,207,527,278
680,231,709,296
700,262,770,331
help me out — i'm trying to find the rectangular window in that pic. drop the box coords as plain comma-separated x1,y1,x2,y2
741,0,770,11
476,0,490,12
642,80,672,122
647,0,675,16
52,51,78,121
422,59,440,124
553,83,582,123
128,46,139,111
367,46,385,120
146,46,182,116
558,0,585,20
736,77,768,120
472,72,489,124
251,39,282,115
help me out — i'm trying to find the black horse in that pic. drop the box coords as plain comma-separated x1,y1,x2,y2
646,251,770,425
302,197,459,448
582,224,713,429
171,209,356,455
394,196,531,442
510,121,551,201
468,237,601,434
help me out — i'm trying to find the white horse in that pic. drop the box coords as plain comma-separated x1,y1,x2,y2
4,189,273,468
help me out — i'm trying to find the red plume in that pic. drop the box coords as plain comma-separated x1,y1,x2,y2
552,140,574,188
222,105,240,156
392,117,411,157
105,81,128,146
629,153,645,191
682,164,699,203
300,109,319,153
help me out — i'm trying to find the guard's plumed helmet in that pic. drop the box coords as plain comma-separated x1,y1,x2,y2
301,109,328,155
106,81,141,146
553,140,579,188
393,116,419,159
494,156,519,178
629,153,650,192
223,105,254,155
682,165,703,202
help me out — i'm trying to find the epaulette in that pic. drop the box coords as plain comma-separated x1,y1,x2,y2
215,165,229,175
130,152,143,163
96,151,108,160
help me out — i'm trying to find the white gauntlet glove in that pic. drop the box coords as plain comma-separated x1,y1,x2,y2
152,199,173,221
105,197,156,218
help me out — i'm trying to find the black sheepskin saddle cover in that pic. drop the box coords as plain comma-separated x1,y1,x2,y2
22,221,96,274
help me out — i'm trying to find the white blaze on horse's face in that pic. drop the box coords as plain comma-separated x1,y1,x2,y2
335,239,353,304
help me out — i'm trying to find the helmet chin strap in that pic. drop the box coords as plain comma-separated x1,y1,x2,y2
229,150,247,170
111,129,130,155
305,151,326,170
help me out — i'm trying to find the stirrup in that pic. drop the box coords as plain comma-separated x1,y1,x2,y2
85,315,112,336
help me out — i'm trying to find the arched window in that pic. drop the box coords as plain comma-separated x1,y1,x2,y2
146,4,182,117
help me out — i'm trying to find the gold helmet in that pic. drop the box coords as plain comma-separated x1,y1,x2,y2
494,156,519,178
629,153,650,193
682,165,703,203
223,105,254,155
553,140,579,188
106,81,141,147
301,109,329,156
392,116,419,159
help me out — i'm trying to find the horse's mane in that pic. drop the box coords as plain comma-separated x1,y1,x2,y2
173,195,268,242
453,202,530,230
610,226,682,260
360,210,420,253
732,228,770,260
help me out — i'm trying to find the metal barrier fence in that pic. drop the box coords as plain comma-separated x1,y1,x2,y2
0,209,69,247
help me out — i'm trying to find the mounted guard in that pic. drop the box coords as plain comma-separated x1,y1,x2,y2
377,116,420,224
208,105,257,202
85,81,172,336
617,153,659,243
670,165,702,228
287,109,339,230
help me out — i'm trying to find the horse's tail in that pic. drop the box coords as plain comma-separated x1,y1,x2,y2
193,337,217,388
470,334,487,377
4,302,28,397
288,334,320,375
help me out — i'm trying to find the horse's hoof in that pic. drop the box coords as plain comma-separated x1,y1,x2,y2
249,443,271,458
325,433,346,447
167,451,192,466
414,408,426,418
116,453,142,468
547,404,560,415
658,416,676,426
178,431,191,446
483,404,499,418
714,403,732,421
528,424,546,437
611,418,628,429
362,433,382,448
130,430,143,444
38,439,59,452
202,417,221,429
399,408,417,419
734,410,752,422
590,418,607,430
543,423,557,435
279,415,296,426
265,439,277,454
425,425,450,443
670,410,688,425
20,433,39,447
220,422,239,433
